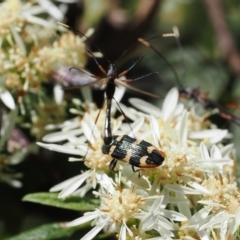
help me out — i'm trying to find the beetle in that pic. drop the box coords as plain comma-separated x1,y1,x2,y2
99,59,166,170
138,33,240,127
102,135,165,171
54,24,161,142
178,87,240,126
54,23,170,170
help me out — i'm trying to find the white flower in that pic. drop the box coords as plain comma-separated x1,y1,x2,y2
39,101,128,198
0,0,67,49
0,88,15,110
137,192,187,238
49,170,115,199
38,87,239,239
196,142,233,174
67,185,145,239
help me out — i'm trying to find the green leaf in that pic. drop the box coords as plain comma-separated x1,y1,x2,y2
0,108,17,151
6,222,89,240
23,192,100,211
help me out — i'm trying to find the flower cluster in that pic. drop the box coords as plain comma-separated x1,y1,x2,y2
39,87,240,239
0,0,89,186
0,0,89,137
0,0,87,91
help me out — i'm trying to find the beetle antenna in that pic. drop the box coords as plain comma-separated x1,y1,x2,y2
161,27,186,76
84,105,103,158
113,97,136,138
118,56,144,77
58,22,111,73
115,27,185,88
138,36,182,88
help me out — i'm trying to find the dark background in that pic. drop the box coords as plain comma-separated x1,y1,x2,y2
1,0,240,239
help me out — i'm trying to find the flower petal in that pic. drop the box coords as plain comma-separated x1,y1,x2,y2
0,90,15,110
114,83,125,103
187,181,211,195
67,210,100,227
81,221,106,240
175,192,192,219
35,0,64,21
119,224,127,240
177,110,188,145
54,84,64,105
149,115,160,146
189,129,228,144
159,209,187,221
165,184,206,195
162,88,178,121
186,207,211,226
50,171,89,192
210,145,221,158
200,142,210,159
58,171,91,198
128,117,144,137
42,129,83,142
199,211,230,231
220,143,234,158
37,142,81,155
129,98,162,117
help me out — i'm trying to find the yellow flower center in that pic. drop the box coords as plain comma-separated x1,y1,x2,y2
101,186,145,224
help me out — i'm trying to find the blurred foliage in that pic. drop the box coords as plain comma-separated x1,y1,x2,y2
1,0,240,239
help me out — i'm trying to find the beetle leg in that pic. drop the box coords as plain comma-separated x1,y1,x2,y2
132,166,141,178
109,159,118,171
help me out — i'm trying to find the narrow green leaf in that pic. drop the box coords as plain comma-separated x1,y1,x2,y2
96,232,114,239
23,192,100,211
6,222,89,240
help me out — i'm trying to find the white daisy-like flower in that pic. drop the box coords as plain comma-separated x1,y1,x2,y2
136,191,187,238
67,184,146,240
39,111,146,198
38,87,129,198
38,114,116,197
0,0,67,50
38,87,239,239
180,195,240,239
0,0,85,91
67,185,187,240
